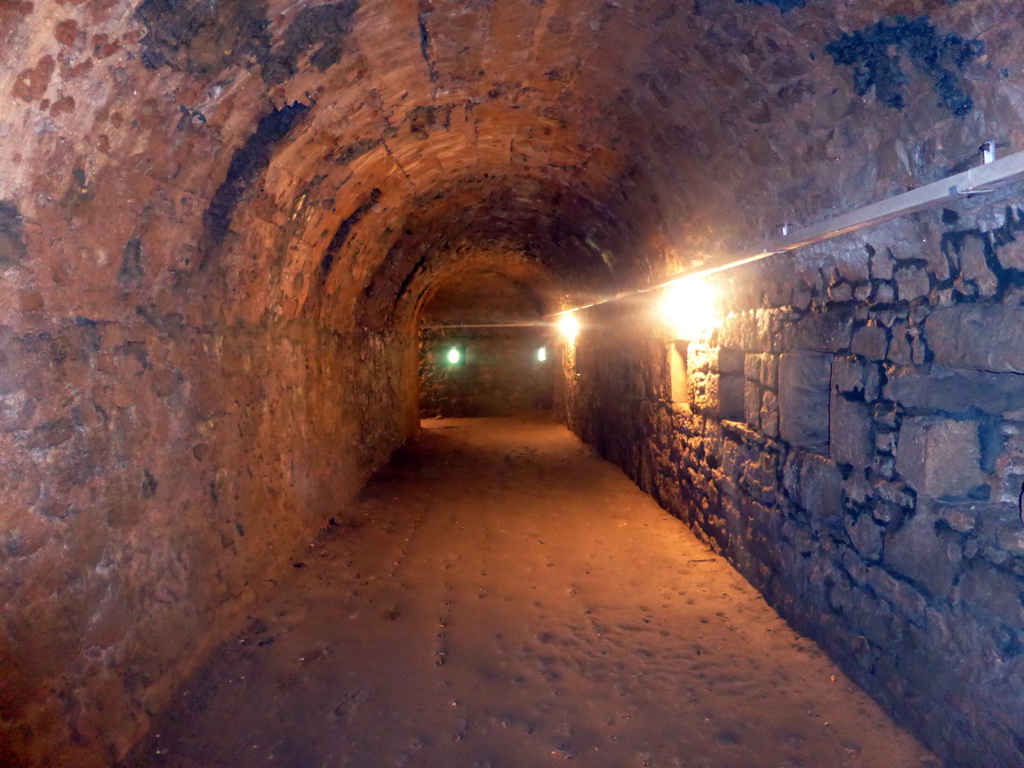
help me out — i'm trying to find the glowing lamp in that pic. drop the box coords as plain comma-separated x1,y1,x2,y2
537,347,548,362
661,278,717,341
446,347,462,364
557,313,580,344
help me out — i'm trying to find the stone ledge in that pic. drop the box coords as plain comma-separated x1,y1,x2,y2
884,364,1024,415
926,305,1024,374
884,508,963,600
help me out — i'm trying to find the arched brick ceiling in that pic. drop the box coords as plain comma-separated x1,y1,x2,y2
418,256,557,325
1,0,1018,332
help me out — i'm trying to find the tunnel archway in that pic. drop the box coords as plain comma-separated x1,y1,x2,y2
415,256,562,418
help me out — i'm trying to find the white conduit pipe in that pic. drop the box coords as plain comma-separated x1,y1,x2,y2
421,322,552,329
549,148,1024,317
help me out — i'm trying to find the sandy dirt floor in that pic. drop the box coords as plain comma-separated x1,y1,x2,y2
123,415,938,768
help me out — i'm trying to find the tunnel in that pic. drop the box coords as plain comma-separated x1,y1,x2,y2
2,0,1024,765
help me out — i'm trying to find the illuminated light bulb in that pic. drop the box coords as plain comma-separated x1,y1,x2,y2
661,278,717,341
557,313,580,343
447,347,462,364
537,346,548,362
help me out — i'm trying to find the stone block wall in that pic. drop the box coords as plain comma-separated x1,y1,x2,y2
562,201,1024,767
419,328,554,417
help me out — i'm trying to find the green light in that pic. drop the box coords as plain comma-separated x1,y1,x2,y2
446,347,462,364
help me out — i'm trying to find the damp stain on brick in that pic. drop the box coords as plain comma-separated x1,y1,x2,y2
330,139,380,167
74,316,102,353
135,0,270,76
176,105,207,131
141,468,159,498
826,15,983,117
357,242,407,322
203,101,310,256
11,55,55,102
62,167,94,212
408,104,453,139
136,0,360,83
119,236,144,283
261,0,360,85
736,0,809,12
25,419,76,451
0,201,28,267
417,0,439,83
394,253,428,307
319,188,382,278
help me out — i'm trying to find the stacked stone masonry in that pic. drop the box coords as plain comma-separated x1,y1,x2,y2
563,203,1024,768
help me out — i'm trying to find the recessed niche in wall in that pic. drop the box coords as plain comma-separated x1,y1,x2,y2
719,349,746,422
669,341,689,406
779,352,834,453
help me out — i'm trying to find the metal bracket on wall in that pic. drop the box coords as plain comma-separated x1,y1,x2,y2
981,141,997,165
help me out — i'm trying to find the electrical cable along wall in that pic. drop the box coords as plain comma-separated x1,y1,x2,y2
552,148,1024,319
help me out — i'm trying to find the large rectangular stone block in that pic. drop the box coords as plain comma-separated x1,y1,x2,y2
884,364,1024,415
783,450,844,526
779,352,834,453
744,353,762,382
830,394,873,469
718,348,745,374
896,416,983,499
850,324,889,361
744,379,761,427
781,309,854,353
719,372,745,421
884,506,962,599
718,310,767,352
926,305,1024,374
953,561,1024,627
